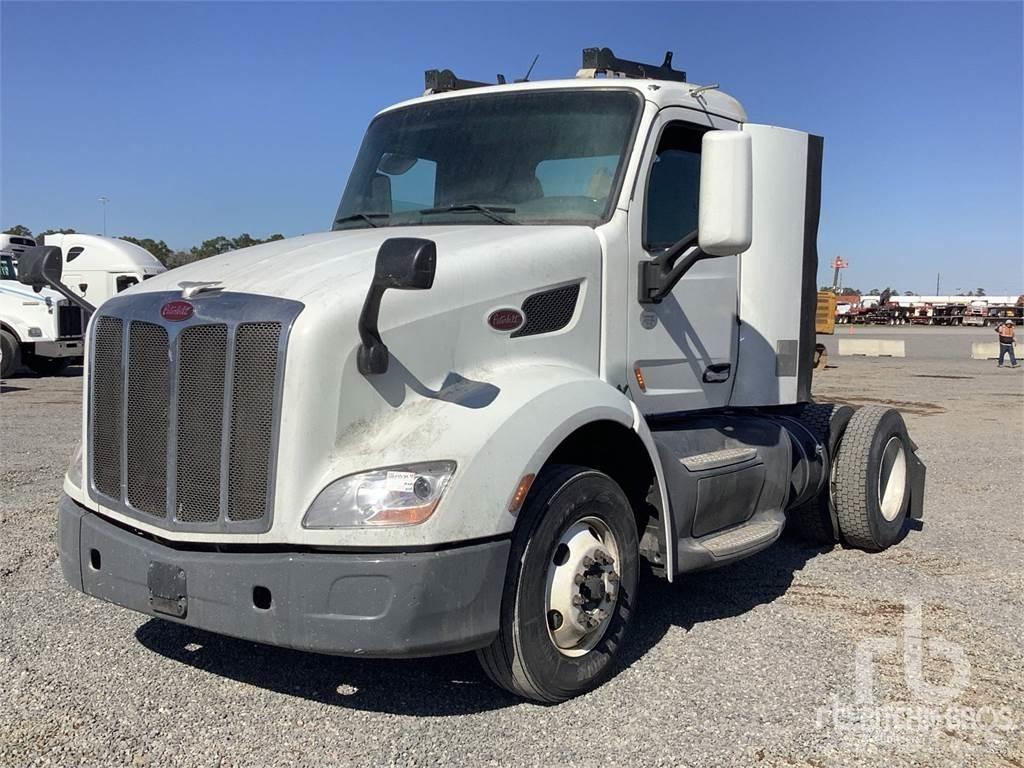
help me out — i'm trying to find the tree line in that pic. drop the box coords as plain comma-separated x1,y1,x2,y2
2,224,284,269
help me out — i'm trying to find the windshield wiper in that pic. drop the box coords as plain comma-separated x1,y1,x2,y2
333,213,390,229
419,204,518,225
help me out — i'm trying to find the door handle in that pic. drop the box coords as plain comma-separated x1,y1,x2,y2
703,363,731,383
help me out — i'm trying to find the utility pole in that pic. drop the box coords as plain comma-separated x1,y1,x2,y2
98,196,110,236
936,272,940,295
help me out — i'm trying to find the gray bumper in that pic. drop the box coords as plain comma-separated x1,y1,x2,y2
58,495,510,657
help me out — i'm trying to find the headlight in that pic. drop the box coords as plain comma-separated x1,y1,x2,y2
302,461,455,529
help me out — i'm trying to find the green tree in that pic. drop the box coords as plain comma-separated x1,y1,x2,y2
2,224,33,238
975,287,986,297
36,228,77,241
869,288,881,296
119,235,174,265
188,233,286,263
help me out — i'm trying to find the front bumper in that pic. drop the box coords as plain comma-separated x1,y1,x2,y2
58,495,510,657
34,339,83,358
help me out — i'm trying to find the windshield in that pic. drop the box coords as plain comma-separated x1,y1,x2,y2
0,254,15,280
333,89,640,230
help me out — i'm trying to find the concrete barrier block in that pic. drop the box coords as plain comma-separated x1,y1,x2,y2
971,342,1002,360
838,339,906,357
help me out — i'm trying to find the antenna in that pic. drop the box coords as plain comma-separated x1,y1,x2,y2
517,54,540,83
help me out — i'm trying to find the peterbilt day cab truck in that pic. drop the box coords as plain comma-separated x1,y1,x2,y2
21,48,925,702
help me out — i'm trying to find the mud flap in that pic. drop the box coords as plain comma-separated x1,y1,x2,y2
907,440,926,521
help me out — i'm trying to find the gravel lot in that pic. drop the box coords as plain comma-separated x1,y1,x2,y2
2,341,1022,767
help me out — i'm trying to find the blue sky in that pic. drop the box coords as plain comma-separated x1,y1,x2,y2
2,1,1021,294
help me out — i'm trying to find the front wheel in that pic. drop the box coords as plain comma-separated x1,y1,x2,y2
477,465,640,702
0,330,21,378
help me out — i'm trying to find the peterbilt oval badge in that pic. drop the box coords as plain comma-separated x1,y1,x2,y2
488,308,524,332
160,300,194,322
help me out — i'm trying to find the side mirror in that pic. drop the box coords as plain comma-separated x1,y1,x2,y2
17,245,64,292
698,131,752,257
373,237,436,290
16,245,96,315
358,238,437,375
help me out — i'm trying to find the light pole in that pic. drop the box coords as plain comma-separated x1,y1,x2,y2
98,196,110,236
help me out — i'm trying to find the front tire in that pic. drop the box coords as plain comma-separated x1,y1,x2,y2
1,330,21,378
477,465,640,703
833,406,912,551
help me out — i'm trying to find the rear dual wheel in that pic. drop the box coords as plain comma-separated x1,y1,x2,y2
477,465,639,703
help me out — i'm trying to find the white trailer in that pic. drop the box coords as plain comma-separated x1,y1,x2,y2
26,47,925,702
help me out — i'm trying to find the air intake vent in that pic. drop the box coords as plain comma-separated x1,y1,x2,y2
175,324,228,523
126,322,169,516
512,284,580,338
91,317,124,499
228,322,282,521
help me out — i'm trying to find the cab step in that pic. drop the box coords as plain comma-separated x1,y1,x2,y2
679,446,758,472
697,519,782,558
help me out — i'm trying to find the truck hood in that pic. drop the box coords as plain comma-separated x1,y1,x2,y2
131,226,598,302
0,281,65,305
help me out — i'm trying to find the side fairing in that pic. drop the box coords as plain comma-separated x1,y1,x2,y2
731,124,822,406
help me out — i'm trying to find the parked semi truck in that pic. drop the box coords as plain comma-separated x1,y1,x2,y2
1,236,164,377
42,233,166,307
21,48,925,702
1,252,86,376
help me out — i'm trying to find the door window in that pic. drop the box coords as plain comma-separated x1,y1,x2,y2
644,123,705,250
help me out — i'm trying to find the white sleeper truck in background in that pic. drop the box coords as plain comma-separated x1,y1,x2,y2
23,47,925,702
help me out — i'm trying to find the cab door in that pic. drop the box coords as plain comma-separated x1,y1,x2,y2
626,109,740,415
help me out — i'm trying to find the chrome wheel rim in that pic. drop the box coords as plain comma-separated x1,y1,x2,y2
544,516,621,657
878,436,907,521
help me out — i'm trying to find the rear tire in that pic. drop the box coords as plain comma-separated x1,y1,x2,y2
0,330,21,378
833,406,911,551
477,465,640,703
787,403,854,545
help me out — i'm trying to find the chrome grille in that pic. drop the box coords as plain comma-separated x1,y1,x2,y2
87,292,300,533
125,322,169,517
91,317,124,499
228,323,281,521
175,325,227,523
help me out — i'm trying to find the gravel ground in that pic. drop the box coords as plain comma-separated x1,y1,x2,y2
1,351,1022,767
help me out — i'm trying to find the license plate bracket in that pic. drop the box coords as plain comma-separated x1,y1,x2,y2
147,561,187,618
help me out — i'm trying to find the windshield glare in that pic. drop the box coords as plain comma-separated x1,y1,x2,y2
334,89,640,230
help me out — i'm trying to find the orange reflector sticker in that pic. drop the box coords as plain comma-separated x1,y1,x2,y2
634,367,646,392
509,473,536,515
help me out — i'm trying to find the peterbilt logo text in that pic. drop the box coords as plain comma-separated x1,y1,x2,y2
160,300,194,322
488,308,524,332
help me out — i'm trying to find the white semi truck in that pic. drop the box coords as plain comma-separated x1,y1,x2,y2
1,252,86,376
1,235,164,377
42,233,166,307
22,48,925,702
